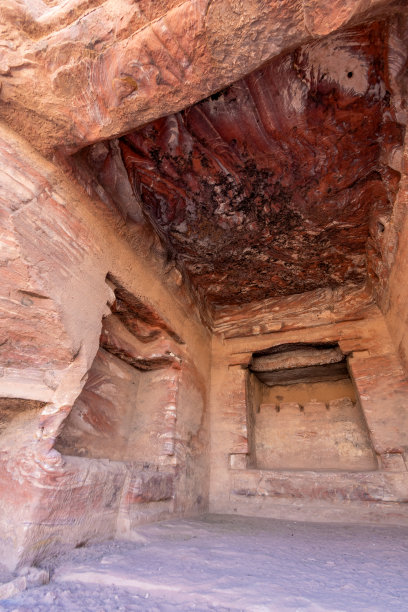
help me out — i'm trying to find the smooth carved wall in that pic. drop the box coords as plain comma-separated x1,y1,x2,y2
250,379,377,472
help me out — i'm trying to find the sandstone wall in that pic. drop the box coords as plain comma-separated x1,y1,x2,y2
0,122,211,569
381,136,408,371
0,0,396,153
367,13,408,370
209,286,408,524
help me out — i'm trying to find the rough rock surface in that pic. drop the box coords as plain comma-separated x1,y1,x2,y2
0,120,211,570
117,20,403,308
0,567,49,601
0,0,399,153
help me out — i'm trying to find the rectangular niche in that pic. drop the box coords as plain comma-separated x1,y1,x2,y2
55,347,167,463
55,277,180,465
247,343,377,472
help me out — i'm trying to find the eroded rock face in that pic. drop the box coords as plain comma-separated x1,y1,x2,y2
116,21,403,308
0,120,211,570
0,0,396,152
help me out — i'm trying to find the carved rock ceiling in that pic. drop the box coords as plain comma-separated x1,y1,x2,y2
110,21,402,310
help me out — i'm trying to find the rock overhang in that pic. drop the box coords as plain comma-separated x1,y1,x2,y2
80,18,404,315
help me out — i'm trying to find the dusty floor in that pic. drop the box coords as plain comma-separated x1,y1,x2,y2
1,514,408,611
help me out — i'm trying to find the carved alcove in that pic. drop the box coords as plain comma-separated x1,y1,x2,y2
53,278,183,536
56,278,181,466
245,343,377,472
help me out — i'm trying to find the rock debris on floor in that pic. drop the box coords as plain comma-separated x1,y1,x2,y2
1,514,408,612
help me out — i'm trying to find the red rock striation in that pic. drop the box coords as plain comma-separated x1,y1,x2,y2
0,0,396,152
118,21,403,308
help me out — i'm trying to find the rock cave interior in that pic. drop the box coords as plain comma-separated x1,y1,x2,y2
1,0,408,596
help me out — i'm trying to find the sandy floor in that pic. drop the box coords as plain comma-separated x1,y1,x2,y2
1,514,408,611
